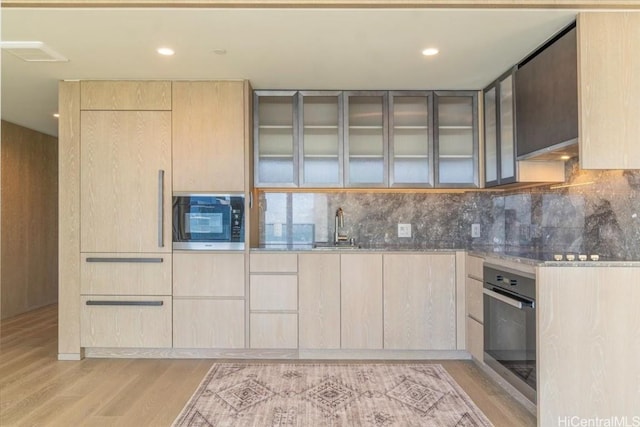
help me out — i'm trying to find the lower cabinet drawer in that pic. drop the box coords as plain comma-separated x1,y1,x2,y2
466,316,484,362
80,296,172,348
173,299,245,349
81,253,172,295
466,277,484,322
250,313,298,349
250,275,298,311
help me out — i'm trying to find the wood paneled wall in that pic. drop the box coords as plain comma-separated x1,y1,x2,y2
1,121,58,319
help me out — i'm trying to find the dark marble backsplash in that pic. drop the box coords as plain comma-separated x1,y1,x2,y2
259,160,640,260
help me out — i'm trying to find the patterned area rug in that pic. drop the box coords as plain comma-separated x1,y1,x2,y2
172,363,493,427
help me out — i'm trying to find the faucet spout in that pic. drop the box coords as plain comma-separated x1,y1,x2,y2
334,207,348,244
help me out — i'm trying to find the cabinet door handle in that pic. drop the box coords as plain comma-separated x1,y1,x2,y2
86,300,164,307
85,257,163,263
158,169,164,248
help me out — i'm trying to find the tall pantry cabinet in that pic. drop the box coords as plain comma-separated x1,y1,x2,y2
172,81,250,350
71,81,173,351
58,80,252,359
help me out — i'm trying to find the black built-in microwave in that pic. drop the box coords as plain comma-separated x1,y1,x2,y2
173,194,245,250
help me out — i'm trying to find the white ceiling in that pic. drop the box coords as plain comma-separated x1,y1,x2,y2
1,7,578,137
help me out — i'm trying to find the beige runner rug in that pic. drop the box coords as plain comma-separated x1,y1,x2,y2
172,363,493,426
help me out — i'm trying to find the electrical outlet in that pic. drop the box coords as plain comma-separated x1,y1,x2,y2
398,223,411,238
471,223,481,238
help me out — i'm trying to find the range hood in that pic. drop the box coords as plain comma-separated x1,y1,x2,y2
517,138,578,161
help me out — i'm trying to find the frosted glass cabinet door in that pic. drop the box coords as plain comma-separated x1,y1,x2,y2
254,91,298,187
434,91,479,188
344,92,388,187
499,74,516,182
484,86,498,185
299,91,343,187
389,92,433,187
483,68,517,188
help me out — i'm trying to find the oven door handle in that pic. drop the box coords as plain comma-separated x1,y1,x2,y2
483,288,534,310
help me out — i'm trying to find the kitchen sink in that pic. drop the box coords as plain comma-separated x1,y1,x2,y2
312,242,362,250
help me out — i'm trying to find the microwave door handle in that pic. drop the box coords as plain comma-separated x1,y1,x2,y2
158,169,164,248
483,288,524,310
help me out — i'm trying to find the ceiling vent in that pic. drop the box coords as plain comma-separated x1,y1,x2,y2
0,41,68,62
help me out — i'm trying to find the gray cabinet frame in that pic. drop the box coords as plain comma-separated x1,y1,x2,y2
433,91,479,189
253,90,299,187
298,91,344,188
388,91,435,188
484,67,517,187
343,91,389,188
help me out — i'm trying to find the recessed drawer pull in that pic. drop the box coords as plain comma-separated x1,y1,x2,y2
86,300,164,307
86,257,164,263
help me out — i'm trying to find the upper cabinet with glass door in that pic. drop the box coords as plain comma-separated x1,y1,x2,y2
344,92,388,187
389,92,433,187
254,91,298,187
434,91,479,188
254,89,479,189
299,92,343,187
484,69,517,187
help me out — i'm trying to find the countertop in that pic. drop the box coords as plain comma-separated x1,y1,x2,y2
469,248,640,268
251,244,640,267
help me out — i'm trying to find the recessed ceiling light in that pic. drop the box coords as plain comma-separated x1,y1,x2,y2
157,47,175,56
421,48,439,56
53,113,59,118
560,155,571,160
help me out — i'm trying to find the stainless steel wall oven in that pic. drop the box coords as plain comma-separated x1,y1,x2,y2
483,264,536,404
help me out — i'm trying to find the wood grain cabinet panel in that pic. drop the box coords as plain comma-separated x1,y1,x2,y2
537,267,640,424
80,110,172,253
81,253,171,296
249,275,297,311
173,299,245,349
578,12,640,169
340,253,383,349
298,253,341,349
250,313,298,349
172,81,247,192
80,295,172,348
250,253,298,273
80,81,171,111
465,254,484,280
383,254,456,350
173,253,245,297
466,316,484,362
466,277,484,323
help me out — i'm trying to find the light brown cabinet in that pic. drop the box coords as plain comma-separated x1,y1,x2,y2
465,254,484,361
172,81,248,192
172,252,245,349
298,253,341,349
578,12,640,169
173,299,244,349
76,82,173,351
341,253,383,349
249,253,298,349
383,254,456,350
80,295,172,348
173,252,245,297
81,253,172,296
80,110,172,253
80,80,171,111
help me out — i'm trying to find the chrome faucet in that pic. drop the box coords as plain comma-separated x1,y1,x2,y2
334,207,348,244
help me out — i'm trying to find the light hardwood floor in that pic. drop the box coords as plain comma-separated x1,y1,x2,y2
0,304,536,426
